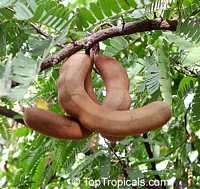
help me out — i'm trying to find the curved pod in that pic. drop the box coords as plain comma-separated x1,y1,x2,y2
94,55,131,140
94,55,131,110
23,108,90,139
23,55,98,140
59,53,132,140
58,53,171,137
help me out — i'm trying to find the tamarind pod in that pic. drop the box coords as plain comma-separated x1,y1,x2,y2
84,59,99,104
58,54,127,140
22,54,95,140
85,55,131,109
94,55,131,110
81,56,119,141
58,53,93,118
60,54,128,140
23,108,91,139
22,53,95,140
58,53,171,137
81,58,120,141
94,55,131,140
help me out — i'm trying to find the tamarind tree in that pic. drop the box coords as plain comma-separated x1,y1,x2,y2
0,0,200,188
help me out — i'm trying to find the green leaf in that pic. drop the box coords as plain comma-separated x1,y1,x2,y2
15,127,29,137
100,158,111,178
0,53,38,99
9,85,30,100
14,2,34,20
109,0,121,14
71,0,138,30
31,157,46,189
183,46,200,66
104,45,120,56
0,65,5,78
90,2,104,20
98,0,113,17
77,7,96,27
127,0,136,8
26,0,37,12
0,55,12,97
29,38,51,58
110,36,129,49
177,19,200,44
178,77,196,97
117,0,130,10
158,47,172,105
165,32,194,50
0,0,15,8
191,81,200,132
0,31,6,57
144,56,160,94
11,52,38,85
145,65,160,94
128,168,143,180
104,37,129,56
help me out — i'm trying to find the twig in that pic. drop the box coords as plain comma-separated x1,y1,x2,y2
31,23,49,38
121,15,125,32
31,23,65,48
179,66,198,77
143,133,167,189
0,105,24,124
171,57,199,77
143,133,156,170
104,139,129,178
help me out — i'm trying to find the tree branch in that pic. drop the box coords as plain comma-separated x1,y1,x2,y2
0,105,24,124
11,19,177,88
31,23,65,48
40,18,177,71
143,133,167,189
31,23,49,39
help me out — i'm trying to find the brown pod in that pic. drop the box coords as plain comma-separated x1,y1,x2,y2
23,54,97,140
94,55,131,140
84,57,99,104
62,53,131,141
94,55,131,111
23,108,90,139
58,53,171,137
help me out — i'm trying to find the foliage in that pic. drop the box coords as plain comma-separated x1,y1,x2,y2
0,0,200,188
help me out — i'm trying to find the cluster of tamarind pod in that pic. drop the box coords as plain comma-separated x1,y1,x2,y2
23,52,172,141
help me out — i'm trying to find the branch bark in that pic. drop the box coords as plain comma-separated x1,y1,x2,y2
40,18,177,71
0,105,24,124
